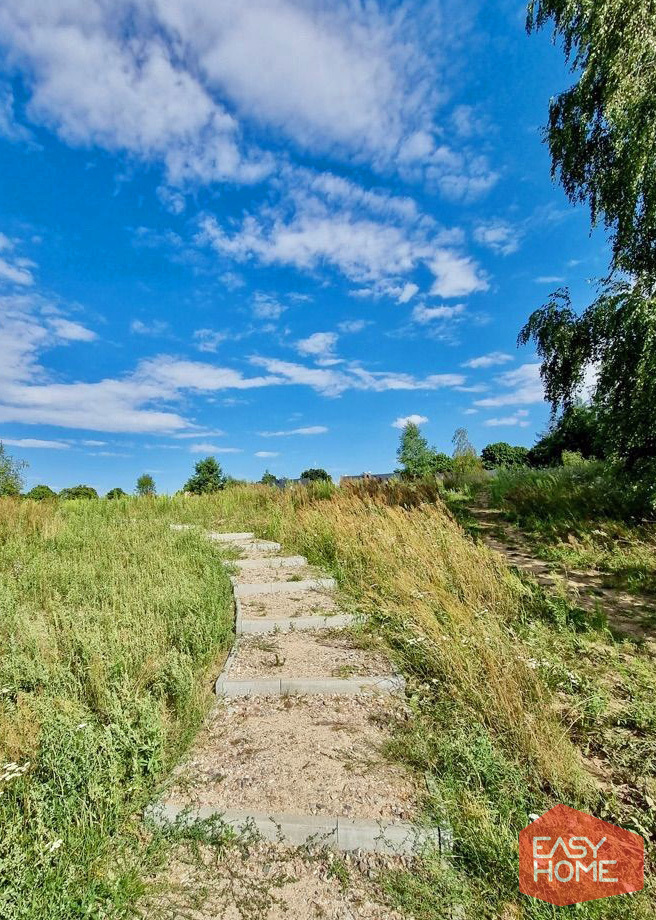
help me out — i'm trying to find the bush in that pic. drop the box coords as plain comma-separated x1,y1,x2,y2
59,485,98,500
481,442,529,469
106,487,127,499
300,468,331,482
25,485,57,501
528,405,602,467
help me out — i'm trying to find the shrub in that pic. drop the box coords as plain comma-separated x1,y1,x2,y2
59,485,98,500
260,470,277,486
25,484,57,501
106,487,127,499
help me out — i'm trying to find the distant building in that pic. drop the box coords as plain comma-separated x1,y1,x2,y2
339,471,397,486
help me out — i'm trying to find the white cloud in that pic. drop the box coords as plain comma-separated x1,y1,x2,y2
251,356,465,397
535,276,565,284
193,328,228,353
0,256,34,286
131,319,170,336
337,319,368,334
156,185,186,215
397,282,419,304
0,83,32,142
475,363,544,408
483,410,530,428
173,430,225,439
412,303,466,324
0,437,69,449
259,426,328,437
296,332,339,366
473,220,521,256
429,251,489,298
255,450,280,458
188,444,242,454
462,351,513,369
392,414,428,429
463,408,478,415
252,292,286,320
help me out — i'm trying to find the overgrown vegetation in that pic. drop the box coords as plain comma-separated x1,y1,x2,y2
0,497,234,919
151,482,655,918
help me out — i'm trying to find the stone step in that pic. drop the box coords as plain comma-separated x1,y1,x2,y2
231,539,282,553
232,555,307,570
234,577,335,598
146,804,449,855
215,675,406,697
237,614,356,635
207,531,255,542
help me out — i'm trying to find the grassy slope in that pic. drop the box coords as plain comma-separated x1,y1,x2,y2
3,486,654,919
0,497,233,919
489,465,656,595
174,481,655,919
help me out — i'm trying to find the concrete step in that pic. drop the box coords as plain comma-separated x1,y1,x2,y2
207,531,255,542
232,555,307,570
146,804,449,855
237,614,356,635
215,675,406,697
234,577,335,598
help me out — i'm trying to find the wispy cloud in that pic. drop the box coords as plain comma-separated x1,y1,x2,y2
0,437,70,449
255,450,280,458
392,414,428,429
483,410,530,427
258,426,328,437
462,351,513,369
473,220,522,256
475,363,544,408
188,444,242,454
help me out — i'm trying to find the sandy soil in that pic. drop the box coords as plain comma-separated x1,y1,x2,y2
230,564,322,585
166,694,417,820
227,632,392,680
239,589,343,620
142,839,408,920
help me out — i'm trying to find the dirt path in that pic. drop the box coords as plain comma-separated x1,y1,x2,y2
141,530,445,920
470,507,656,642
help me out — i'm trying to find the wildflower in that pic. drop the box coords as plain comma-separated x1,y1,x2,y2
46,838,63,853
76,723,88,730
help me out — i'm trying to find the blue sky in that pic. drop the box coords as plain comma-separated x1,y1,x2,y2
0,0,607,494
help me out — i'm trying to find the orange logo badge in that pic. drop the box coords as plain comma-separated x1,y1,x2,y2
519,804,644,906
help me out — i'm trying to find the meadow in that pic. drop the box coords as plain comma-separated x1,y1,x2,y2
1,483,655,918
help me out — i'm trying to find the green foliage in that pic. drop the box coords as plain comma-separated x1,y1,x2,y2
528,403,602,467
480,442,530,469
25,484,57,501
0,442,26,497
300,468,331,482
396,422,452,479
448,428,485,491
490,460,655,522
183,456,226,494
521,283,656,468
135,473,156,497
260,470,277,486
0,498,234,919
59,485,99,500
527,0,656,276
105,487,127,499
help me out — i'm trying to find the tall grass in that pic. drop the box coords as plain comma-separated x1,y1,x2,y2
168,482,655,917
0,497,233,919
490,461,655,524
